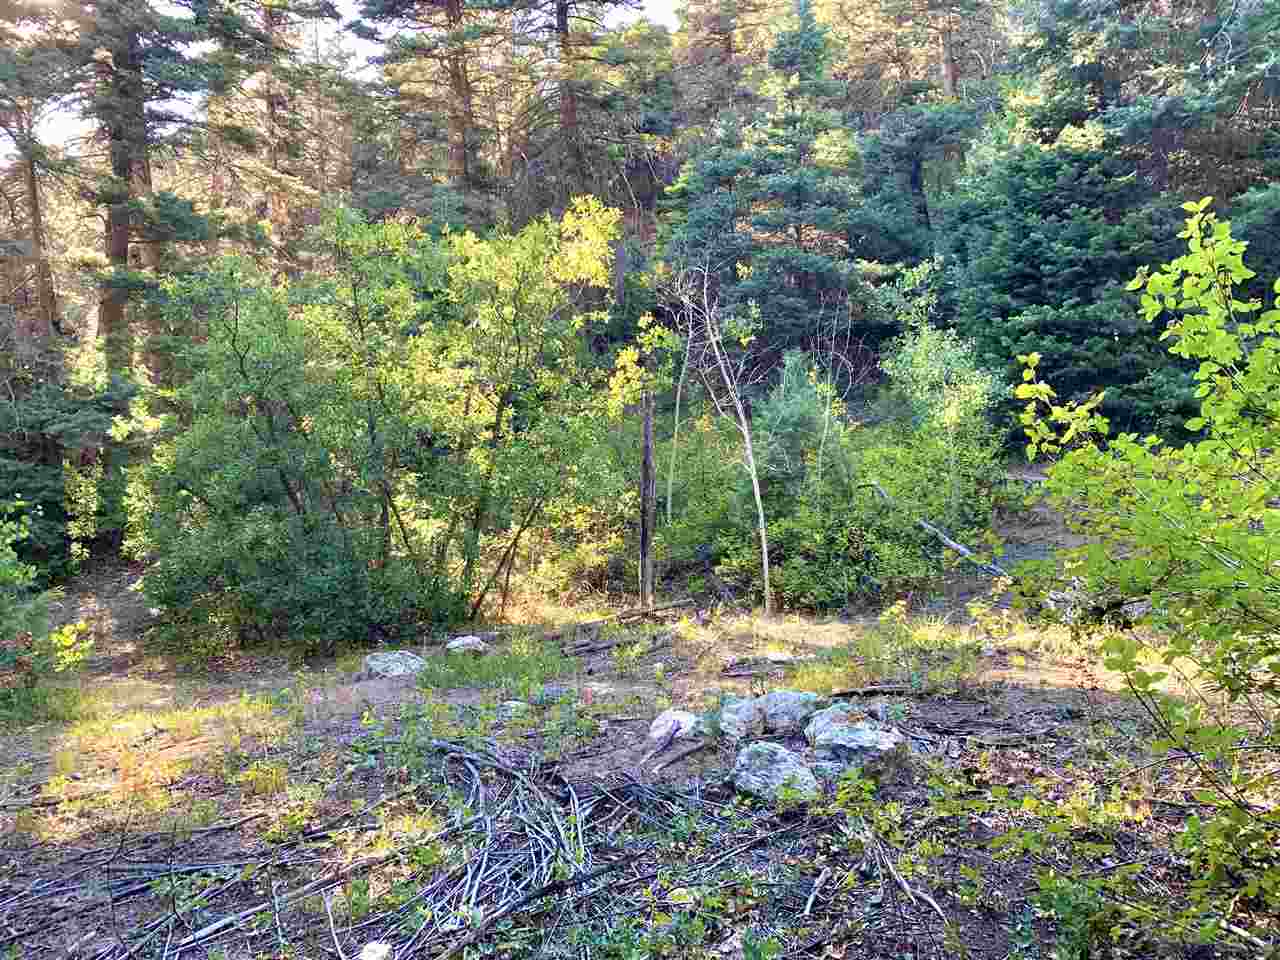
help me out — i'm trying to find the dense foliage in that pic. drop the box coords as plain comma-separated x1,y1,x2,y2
1018,203,1280,938
127,202,623,650
2,0,1279,617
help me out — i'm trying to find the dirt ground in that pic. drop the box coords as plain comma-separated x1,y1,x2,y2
0,539,1264,960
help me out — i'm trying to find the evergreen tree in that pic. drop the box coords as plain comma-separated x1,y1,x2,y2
939,144,1193,436
663,0,864,358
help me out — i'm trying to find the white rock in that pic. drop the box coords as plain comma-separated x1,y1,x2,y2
361,651,427,679
718,697,765,740
732,742,818,801
446,635,490,655
814,720,906,766
496,700,530,722
761,689,824,732
648,709,707,742
804,702,860,744
360,943,392,960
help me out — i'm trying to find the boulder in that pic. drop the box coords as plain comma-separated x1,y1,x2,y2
718,697,765,741
360,650,427,680
804,702,860,744
496,700,530,722
814,720,905,766
761,689,824,732
446,635,490,655
732,742,818,801
648,709,707,743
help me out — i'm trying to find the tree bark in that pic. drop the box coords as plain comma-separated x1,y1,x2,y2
556,0,578,141
445,0,473,186
666,333,692,523
22,149,55,341
938,22,958,98
703,292,772,614
639,386,656,608
98,41,142,376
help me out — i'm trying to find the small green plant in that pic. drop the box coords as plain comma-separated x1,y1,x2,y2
235,760,288,796
1,504,94,725
742,932,782,960
415,634,570,693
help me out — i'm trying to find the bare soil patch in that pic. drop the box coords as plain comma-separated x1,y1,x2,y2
1,566,1264,959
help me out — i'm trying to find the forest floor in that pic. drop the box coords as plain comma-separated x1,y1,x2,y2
0,507,1259,960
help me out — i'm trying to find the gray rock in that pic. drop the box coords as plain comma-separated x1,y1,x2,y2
446,635,490,655
761,689,824,732
814,721,905,765
805,702,860,744
718,697,765,741
648,709,707,743
582,682,615,700
361,650,427,679
496,700,530,722
732,742,818,801
531,683,576,706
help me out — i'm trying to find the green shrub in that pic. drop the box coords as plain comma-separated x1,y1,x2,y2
1018,200,1280,941
129,202,622,653
0,503,94,724
710,319,1001,608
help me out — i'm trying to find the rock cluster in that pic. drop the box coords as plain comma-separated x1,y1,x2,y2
648,689,912,803
359,633,496,679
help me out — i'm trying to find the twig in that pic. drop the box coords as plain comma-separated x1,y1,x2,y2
434,857,636,960
803,867,831,918
639,725,679,766
270,879,285,951
323,893,347,960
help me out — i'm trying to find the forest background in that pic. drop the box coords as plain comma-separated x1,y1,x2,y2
0,0,1278,639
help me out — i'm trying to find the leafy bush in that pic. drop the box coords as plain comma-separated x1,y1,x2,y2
129,200,622,653
0,345,135,577
1018,200,1280,941
1,503,93,723
708,323,1001,608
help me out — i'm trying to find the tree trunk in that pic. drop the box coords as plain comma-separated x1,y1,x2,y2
98,40,142,376
938,23,958,98
22,149,55,341
705,304,772,614
556,0,578,141
909,154,932,234
102,126,133,375
445,0,473,186
666,333,692,523
639,387,656,608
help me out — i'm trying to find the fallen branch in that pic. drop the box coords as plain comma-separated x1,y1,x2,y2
566,632,674,658
554,599,696,647
862,481,1011,579
651,740,711,774
829,685,911,698
0,786,111,810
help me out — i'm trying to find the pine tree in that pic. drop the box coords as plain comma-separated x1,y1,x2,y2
664,0,862,356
